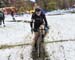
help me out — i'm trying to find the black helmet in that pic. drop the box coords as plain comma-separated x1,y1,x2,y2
35,8,41,12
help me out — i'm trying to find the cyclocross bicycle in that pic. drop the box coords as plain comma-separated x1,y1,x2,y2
32,25,50,60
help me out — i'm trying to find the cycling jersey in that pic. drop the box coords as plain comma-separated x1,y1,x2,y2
30,12,48,32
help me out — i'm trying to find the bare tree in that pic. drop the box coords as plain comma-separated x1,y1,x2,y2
63,0,70,9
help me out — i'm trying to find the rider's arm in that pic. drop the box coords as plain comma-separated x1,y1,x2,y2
30,19,34,28
43,14,48,27
30,13,35,29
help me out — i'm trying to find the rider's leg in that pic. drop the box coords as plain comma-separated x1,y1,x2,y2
44,31,48,37
40,29,49,43
34,32,40,50
32,32,39,59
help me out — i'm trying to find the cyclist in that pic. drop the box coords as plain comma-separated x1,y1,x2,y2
30,8,49,49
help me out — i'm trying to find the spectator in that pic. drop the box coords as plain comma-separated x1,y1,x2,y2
0,10,5,27
11,11,16,22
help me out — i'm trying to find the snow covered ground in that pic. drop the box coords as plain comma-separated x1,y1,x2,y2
45,14,75,41
46,8,75,15
5,14,31,22
0,14,75,60
45,14,75,60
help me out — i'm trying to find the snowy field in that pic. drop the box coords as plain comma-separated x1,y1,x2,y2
0,14,75,60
